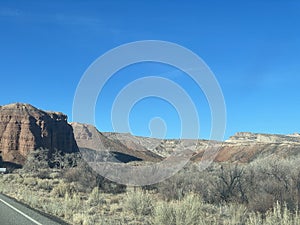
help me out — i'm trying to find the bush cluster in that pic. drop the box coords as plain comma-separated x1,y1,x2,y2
157,156,300,213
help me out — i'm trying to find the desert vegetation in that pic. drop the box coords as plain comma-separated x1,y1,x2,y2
1,149,300,225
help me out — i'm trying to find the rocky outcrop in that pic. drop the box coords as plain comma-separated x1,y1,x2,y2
0,103,78,165
226,132,300,144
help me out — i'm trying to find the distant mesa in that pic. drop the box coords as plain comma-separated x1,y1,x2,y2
226,132,300,144
192,131,300,163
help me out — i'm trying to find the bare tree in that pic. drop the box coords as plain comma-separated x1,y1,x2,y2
216,164,247,203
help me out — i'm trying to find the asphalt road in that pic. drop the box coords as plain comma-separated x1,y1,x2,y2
0,193,67,225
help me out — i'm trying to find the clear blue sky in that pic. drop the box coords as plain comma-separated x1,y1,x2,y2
0,0,299,140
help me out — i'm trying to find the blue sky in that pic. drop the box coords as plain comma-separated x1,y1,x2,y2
0,0,299,140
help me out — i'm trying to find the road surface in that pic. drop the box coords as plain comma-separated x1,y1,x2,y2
0,193,68,225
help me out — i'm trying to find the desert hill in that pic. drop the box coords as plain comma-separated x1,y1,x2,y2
72,123,300,163
71,122,162,163
99,131,300,163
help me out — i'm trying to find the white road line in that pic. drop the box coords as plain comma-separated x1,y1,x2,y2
0,197,43,225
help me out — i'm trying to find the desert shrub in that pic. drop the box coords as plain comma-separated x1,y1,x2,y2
72,213,101,225
63,161,98,192
156,165,205,200
2,173,19,183
173,193,206,225
37,179,52,191
51,181,77,197
156,172,188,200
49,171,61,179
246,202,300,225
98,177,126,194
87,187,105,206
16,189,43,209
36,169,52,179
125,189,154,216
72,213,85,225
98,217,127,225
82,214,101,225
63,193,82,219
15,175,24,184
247,212,263,225
219,203,248,225
43,191,83,221
264,202,300,225
41,199,64,218
63,159,126,194
153,193,211,225
152,201,176,225
153,194,250,225
155,164,216,201
23,177,37,187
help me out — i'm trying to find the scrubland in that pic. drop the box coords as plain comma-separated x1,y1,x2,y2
1,150,300,225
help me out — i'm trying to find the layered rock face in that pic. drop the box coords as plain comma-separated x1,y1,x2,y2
0,103,78,165
71,122,162,163
193,132,300,163
226,132,300,144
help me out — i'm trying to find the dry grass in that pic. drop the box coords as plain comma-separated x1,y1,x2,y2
2,157,300,225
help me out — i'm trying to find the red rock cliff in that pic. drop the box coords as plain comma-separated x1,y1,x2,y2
0,103,78,165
